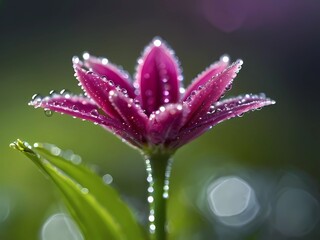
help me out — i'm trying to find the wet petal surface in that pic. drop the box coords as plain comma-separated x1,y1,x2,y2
147,104,186,145
74,63,121,119
175,94,275,148
183,56,230,101
109,90,148,142
82,54,136,98
136,38,181,115
183,60,243,125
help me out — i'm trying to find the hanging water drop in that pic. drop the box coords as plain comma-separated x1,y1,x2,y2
44,109,53,117
225,84,232,91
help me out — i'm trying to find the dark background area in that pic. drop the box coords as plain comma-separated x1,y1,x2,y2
0,0,319,239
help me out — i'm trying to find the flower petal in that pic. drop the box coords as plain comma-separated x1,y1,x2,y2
81,54,136,98
109,90,148,141
183,60,243,124
174,94,275,149
74,62,122,119
147,104,187,145
135,38,182,115
182,55,230,101
29,93,143,148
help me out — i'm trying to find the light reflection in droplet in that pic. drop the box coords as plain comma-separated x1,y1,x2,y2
273,188,319,237
41,213,83,240
207,176,259,227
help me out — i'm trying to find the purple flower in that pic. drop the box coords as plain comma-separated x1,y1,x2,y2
30,38,274,154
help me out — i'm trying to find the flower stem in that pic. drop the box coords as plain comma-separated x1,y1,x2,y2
145,152,172,240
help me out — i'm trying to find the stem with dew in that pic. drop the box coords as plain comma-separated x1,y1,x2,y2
144,152,172,240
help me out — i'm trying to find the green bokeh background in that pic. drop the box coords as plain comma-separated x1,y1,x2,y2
0,0,319,239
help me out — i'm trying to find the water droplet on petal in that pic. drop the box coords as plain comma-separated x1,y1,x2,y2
225,84,232,91
72,56,80,64
153,39,162,47
82,52,90,60
221,55,230,63
144,73,150,79
32,94,42,101
90,109,99,117
49,90,57,95
72,105,79,111
101,58,108,65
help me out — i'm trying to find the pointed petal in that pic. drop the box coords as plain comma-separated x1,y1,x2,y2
182,55,230,101
81,54,136,98
135,38,182,115
183,60,243,124
109,90,148,139
147,104,187,145
29,93,143,148
174,94,275,149
74,62,122,119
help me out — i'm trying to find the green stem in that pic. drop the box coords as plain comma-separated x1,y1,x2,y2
145,153,172,240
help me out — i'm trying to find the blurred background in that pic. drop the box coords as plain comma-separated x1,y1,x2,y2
1,0,320,239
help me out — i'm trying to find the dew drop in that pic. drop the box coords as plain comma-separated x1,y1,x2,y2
90,109,99,117
162,78,168,83
221,55,230,63
82,52,90,60
102,174,113,184
144,73,150,79
81,188,89,194
72,56,80,64
60,89,70,95
49,90,57,95
44,109,53,117
32,94,42,101
163,90,169,96
153,39,162,47
179,87,185,94
191,90,197,96
72,105,79,111
101,58,108,65
237,113,244,117
148,215,155,222
225,84,232,91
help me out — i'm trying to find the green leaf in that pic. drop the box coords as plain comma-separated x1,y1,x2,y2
10,139,145,240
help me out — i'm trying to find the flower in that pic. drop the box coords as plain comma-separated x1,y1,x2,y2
29,37,275,154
